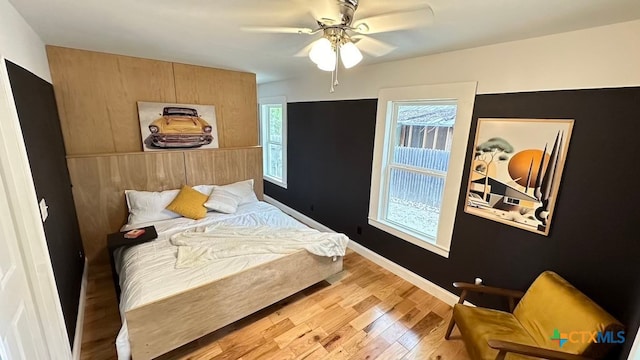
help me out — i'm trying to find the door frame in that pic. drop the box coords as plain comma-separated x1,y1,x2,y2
630,327,640,360
0,55,71,359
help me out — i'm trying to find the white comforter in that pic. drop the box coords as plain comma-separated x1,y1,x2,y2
171,223,348,268
114,201,347,359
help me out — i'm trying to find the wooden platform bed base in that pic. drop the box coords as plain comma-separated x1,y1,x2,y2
125,250,344,360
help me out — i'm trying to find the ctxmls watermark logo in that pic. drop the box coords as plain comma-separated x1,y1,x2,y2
551,329,625,347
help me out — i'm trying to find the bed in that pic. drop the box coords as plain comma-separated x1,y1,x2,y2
65,148,346,359
114,200,346,360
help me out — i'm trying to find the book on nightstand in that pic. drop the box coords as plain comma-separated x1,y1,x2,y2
107,226,158,250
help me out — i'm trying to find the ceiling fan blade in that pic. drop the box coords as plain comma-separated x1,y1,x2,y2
353,6,434,34
351,36,397,57
308,0,342,25
241,26,315,35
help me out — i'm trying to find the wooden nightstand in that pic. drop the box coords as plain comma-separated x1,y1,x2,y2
107,226,158,301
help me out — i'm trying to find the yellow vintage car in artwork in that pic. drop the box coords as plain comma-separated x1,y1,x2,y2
148,107,213,148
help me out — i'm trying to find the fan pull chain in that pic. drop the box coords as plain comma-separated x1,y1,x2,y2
334,44,340,87
330,43,340,93
330,67,335,93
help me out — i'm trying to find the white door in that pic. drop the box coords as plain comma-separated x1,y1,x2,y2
0,174,48,359
630,327,640,360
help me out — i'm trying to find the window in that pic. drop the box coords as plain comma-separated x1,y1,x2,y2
369,82,477,257
259,96,287,188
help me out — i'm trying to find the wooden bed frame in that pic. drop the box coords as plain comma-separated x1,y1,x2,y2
127,251,342,359
66,146,344,359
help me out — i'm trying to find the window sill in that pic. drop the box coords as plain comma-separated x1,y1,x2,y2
368,218,450,258
264,176,287,189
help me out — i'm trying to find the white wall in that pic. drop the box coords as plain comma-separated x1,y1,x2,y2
0,0,51,82
259,19,640,101
0,0,70,358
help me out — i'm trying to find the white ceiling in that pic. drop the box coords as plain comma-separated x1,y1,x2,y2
10,0,640,84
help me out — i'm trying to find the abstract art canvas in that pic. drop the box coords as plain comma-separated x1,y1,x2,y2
464,118,574,236
137,101,219,151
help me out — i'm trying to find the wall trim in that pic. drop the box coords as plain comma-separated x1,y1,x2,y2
264,195,471,306
72,258,88,360
345,240,473,307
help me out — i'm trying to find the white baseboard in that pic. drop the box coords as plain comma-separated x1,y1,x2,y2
346,240,472,306
72,258,88,360
263,195,470,307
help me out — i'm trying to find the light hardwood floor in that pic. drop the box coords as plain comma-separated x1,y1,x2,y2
80,250,470,359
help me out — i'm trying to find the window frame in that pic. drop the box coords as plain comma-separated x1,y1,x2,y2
258,96,288,189
368,82,477,258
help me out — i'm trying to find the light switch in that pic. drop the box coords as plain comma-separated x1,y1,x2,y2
39,198,48,222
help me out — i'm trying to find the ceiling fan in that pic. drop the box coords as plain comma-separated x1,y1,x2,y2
242,0,434,92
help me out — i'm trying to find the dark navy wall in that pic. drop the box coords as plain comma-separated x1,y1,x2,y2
7,60,85,344
265,88,640,359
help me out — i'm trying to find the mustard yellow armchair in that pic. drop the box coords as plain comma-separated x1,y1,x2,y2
445,271,624,360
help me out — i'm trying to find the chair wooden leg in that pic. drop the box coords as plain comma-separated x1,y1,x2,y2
444,316,456,339
495,350,507,360
446,289,465,340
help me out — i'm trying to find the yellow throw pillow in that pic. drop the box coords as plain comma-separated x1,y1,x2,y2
166,185,208,220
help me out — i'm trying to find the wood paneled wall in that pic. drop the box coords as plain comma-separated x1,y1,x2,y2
47,46,258,155
174,63,258,148
184,149,263,196
47,47,177,154
67,146,263,264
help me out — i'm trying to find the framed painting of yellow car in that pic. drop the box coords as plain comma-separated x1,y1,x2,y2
137,101,220,151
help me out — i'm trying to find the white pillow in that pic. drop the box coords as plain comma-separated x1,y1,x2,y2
125,189,181,226
192,185,214,196
204,188,241,214
125,185,213,225
212,179,258,205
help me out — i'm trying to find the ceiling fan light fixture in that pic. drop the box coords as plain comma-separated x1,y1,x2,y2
340,41,363,69
309,37,334,65
316,53,337,71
